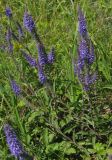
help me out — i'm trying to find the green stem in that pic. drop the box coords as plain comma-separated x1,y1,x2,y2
13,97,25,137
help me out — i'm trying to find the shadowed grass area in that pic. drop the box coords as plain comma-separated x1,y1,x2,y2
0,0,112,159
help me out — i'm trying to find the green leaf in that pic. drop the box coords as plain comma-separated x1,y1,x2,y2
103,85,112,90
17,99,25,108
65,148,76,155
42,128,49,146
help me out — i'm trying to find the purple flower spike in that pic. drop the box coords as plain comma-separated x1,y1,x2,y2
79,39,89,60
22,51,37,67
4,124,24,158
48,47,55,64
37,43,47,66
78,6,87,37
38,65,47,84
11,80,21,96
6,7,12,18
23,12,35,32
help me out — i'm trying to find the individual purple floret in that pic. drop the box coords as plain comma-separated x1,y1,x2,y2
11,80,21,96
23,12,35,32
79,39,89,60
78,6,87,37
22,51,37,67
37,43,47,66
48,47,55,64
5,7,12,17
4,124,24,158
38,65,47,84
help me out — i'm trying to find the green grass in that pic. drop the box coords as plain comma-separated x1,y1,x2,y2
0,0,112,159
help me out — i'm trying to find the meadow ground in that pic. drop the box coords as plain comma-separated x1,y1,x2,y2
0,0,112,159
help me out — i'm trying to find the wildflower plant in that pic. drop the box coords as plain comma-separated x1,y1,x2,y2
4,124,32,160
75,6,96,91
22,50,37,67
48,47,55,64
23,12,35,33
11,80,21,96
1,3,111,160
37,64,47,84
5,7,12,18
37,43,48,66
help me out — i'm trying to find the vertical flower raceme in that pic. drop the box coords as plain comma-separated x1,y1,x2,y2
4,124,32,160
78,6,87,37
48,47,55,64
75,6,96,91
38,64,47,84
4,124,24,158
37,43,48,66
22,51,37,67
5,7,12,18
23,12,35,33
11,80,21,96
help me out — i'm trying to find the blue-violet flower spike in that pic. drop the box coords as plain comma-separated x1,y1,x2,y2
23,12,35,32
48,47,55,64
11,80,21,96
38,65,47,84
22,51,37,67
4,124,24,158
37,43,47,66
6,7,12,17
78,6,87,37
